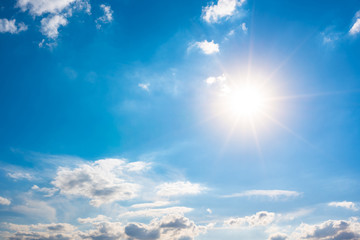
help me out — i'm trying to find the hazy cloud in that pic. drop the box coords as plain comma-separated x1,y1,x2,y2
156,181,206,197
0,196,11,205
328,201,359,211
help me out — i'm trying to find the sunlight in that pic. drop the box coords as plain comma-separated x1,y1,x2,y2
225,84,266,118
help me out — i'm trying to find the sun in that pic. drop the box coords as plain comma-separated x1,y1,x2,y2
223,84,268,119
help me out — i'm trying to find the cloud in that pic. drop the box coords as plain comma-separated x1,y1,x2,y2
3,215,208,240
350,18,360,35
241,22,248,33
52,158,146,207
192,40,220,54
202,0,245,23
328,201,359,211
0,19,28,34
96,4,113,29
205,74,226,85
119,207,193,218
225,211,276,228
125,214,208,240
16,0,76,16
294,219,360,239
0,196,11,205
130,201,173,209
156,181,206,197
223,190,301,200
7,171,33,180
138,83,150,91
40,14,68,39
31,185,58,197
268,233,288,240
77,215,111,224
12,200,57,221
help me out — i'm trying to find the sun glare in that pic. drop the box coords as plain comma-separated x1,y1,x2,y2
223,84,267,118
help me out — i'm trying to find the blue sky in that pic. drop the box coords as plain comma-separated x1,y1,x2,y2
1,0,360,239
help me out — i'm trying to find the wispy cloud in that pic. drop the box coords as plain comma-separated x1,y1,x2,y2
138,83,150,91
0,19,27,34
222,190,301,200
120,206,193,218
328,201,359,211
156,181,207,197
202,0,245,23
96,4,113,29
130,201,173,209
350,19,360,35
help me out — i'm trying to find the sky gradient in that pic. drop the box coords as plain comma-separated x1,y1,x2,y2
1,0,360,239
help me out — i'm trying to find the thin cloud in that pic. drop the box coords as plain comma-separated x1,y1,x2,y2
96,4,113,29
40,14,68,39
328,201,359,211
156,181,207,197
222,190,301,200
225,211,276,228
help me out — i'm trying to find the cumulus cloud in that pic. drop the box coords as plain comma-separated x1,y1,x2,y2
350,18,360,35
202,0,245,23
52,158,145,207
294,219,360,239
192,40,220,54
223,190,301,200
268,232,288,240
125,214,208,240
0,196,11,205
156,181,206,197
328,201,359,211
225,211,276,228
3,214,208,240
96,4,113,29
40,14,68,39
16,0,77,16
0,19,28,34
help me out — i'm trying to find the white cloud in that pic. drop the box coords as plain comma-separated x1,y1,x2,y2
0,19,28,34
193,40,220,54
156,181,206,197
294,219,360,239
3,214,208,240
130,201,173,209
7,171,32,180
16,0,76,16
223,190,301,200
350,18,360,35
31,185,58,197
138,83,150,91
329,201,359,211
51,158,146,207
268,232,288,240
207,208,212,214
225,211,276,228
120,207,193,218
0,196,11,205
202,0,245,23
241,22,248,33
40,14,68,39
205,74,226,85
96,4,113,29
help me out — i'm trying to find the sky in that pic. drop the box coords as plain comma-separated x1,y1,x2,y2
1,0,360,239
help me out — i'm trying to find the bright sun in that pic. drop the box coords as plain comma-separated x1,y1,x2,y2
223,84,267,118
